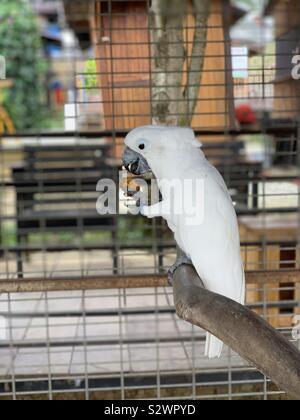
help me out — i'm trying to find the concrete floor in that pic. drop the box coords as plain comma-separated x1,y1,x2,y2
0,250,250,380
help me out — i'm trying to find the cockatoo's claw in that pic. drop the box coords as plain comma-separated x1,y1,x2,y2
168,254,193,286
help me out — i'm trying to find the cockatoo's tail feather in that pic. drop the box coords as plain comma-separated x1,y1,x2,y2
205,333,223,359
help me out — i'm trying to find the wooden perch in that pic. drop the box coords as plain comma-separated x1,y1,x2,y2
173,264,300,400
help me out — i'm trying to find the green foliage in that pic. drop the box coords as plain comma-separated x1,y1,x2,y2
0,0,48,130
118,217,151,244
83,59,98,92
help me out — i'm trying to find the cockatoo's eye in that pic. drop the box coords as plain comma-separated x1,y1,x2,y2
138,143,145,151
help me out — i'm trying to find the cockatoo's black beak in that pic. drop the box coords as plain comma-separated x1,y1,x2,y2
122,147,151,175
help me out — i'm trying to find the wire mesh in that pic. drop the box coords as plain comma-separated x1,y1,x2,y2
0,0,299,400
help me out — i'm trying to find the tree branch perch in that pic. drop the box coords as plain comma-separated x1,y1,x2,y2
173,264,300,400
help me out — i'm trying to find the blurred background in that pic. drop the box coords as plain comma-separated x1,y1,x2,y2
0,0,299,400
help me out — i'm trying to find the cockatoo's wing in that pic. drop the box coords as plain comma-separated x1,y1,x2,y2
213,164,245,303
179,162,245,358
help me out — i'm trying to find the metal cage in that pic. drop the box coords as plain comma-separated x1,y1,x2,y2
0,0,299,400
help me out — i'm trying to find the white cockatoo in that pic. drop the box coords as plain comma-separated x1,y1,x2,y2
123,126,245,358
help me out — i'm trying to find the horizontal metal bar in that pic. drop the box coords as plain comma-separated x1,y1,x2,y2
1,300,298,319
72,94,300,104
0,270,299,294
1,125,298,139
0,334,205,350
0,240,297,255
0,208,298,228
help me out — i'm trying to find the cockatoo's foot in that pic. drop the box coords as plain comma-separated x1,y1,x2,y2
168,253,193,286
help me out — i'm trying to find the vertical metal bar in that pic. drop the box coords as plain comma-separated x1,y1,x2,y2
155,286,161,399
7,293,16,400
191,325,197,400
82,290,90,400
227,347,233,401
45,291,53,400
118,287,125,400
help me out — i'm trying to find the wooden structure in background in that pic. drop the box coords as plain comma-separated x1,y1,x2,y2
64,1,92,49
92,1,150,130
240,214,299,328
90,0,235,131
265,0,300,119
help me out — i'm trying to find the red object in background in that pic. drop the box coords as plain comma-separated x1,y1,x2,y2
50,81,65,106
235,104,257,125
54,86,64,105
